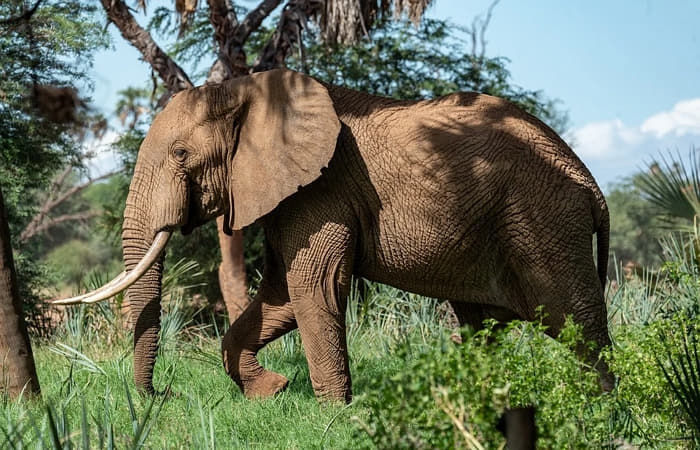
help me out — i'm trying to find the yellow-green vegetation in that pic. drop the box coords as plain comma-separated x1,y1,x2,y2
2,270,699,448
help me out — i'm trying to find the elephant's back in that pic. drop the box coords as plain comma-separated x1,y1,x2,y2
335,90,605,303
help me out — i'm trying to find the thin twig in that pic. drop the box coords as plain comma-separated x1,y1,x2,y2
19,168,123,243
21,211,100,242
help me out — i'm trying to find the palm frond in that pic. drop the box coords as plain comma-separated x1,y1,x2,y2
636,147,700,229
320,0,434,44
657,323,700,442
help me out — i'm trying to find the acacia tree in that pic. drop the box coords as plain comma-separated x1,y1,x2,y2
0,0,107,392
100,0,436,321
0,187,40,397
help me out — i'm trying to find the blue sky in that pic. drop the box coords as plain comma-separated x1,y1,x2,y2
89,0,700,189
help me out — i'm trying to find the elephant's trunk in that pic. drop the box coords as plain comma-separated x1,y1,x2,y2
123,230,164,393
122,185,165,394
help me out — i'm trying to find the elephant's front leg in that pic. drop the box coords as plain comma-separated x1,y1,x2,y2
285,225,355,403
221,282,297,398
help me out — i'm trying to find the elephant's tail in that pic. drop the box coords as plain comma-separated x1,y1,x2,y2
596,206,610,293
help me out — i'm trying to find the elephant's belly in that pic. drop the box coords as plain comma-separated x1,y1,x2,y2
355,220,510,305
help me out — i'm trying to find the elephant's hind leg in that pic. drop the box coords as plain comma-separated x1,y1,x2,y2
515,242,614,391
221,283,297,398
285,223,355,403
449,301,519,331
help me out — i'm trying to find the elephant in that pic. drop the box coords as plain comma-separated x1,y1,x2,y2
55,68,613,400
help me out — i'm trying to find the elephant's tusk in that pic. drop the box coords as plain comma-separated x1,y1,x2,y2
52,231,171,305
51,271,128,304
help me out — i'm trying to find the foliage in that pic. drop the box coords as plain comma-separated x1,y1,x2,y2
0,0,108,236
0,0,108,329
45,238,120,289
636,148,700,232
292,18,569,134
357,312,700,448
606,177,663,270
1,274,698,448
656,321,700,444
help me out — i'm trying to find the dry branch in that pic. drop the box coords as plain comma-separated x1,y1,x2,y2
20,168,123,243
100,0,193,92
253,0,322,72
23,211,100,241
467,0,500,59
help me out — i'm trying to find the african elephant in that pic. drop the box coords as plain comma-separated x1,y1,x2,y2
56,69,613,400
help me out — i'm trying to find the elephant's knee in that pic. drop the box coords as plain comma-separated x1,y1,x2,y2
221,324,262,385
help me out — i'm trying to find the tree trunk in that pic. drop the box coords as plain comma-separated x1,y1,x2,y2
0,187,40,397
216,217,250,322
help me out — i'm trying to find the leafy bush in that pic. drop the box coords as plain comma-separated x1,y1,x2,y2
355,312,699,449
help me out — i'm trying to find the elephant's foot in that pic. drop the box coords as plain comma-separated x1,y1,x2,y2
241,370,289,399
315,388,352,404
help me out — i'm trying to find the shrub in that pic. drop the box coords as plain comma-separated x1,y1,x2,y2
355,315,697,449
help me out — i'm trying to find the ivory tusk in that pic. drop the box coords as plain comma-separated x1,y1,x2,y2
52,231,171,306
51,271,127,305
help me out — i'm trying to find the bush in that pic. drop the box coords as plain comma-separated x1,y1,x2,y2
356,314,697,449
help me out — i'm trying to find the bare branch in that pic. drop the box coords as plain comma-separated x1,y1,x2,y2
253,0,322,72
45,170,122,214
234,0,282,45
478,0,500,59
19,168,124,243
99,0,193,92
21,211,100,242
467,0,500,59
207,0,283,82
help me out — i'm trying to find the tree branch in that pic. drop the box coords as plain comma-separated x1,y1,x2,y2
467,0,500,59
46,170,121,215
253,0,322,72
99,0,193,92
207,0,244,81
19,168,123,243
207,0,283,82
21,211,100,242
233,0,282,45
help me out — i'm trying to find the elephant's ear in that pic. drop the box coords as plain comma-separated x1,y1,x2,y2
228,69,340,230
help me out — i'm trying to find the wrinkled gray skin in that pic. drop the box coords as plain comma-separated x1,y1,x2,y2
122,69,612,399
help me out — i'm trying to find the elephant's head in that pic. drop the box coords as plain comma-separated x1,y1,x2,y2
54,69,340,393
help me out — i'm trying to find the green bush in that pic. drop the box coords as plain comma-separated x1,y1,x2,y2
356,314,696,449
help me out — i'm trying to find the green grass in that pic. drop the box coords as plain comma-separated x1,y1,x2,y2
2,273,699,448
8,331,369,448
0,280,451,449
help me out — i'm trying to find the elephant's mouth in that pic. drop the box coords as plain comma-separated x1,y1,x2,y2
180,191,206,236
181,201,199,235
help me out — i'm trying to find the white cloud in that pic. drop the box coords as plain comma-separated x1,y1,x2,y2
570,98,700,187
640,98,700,138
572,119,643,160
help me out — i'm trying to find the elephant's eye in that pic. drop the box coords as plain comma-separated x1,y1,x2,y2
173,148,187,161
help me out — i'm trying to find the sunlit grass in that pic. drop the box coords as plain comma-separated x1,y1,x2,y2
2,260,699,447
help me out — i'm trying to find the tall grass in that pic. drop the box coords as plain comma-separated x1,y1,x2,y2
4,248,700,447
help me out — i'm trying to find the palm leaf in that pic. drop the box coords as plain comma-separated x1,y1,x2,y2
656,324,700,442
637,148,700,231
